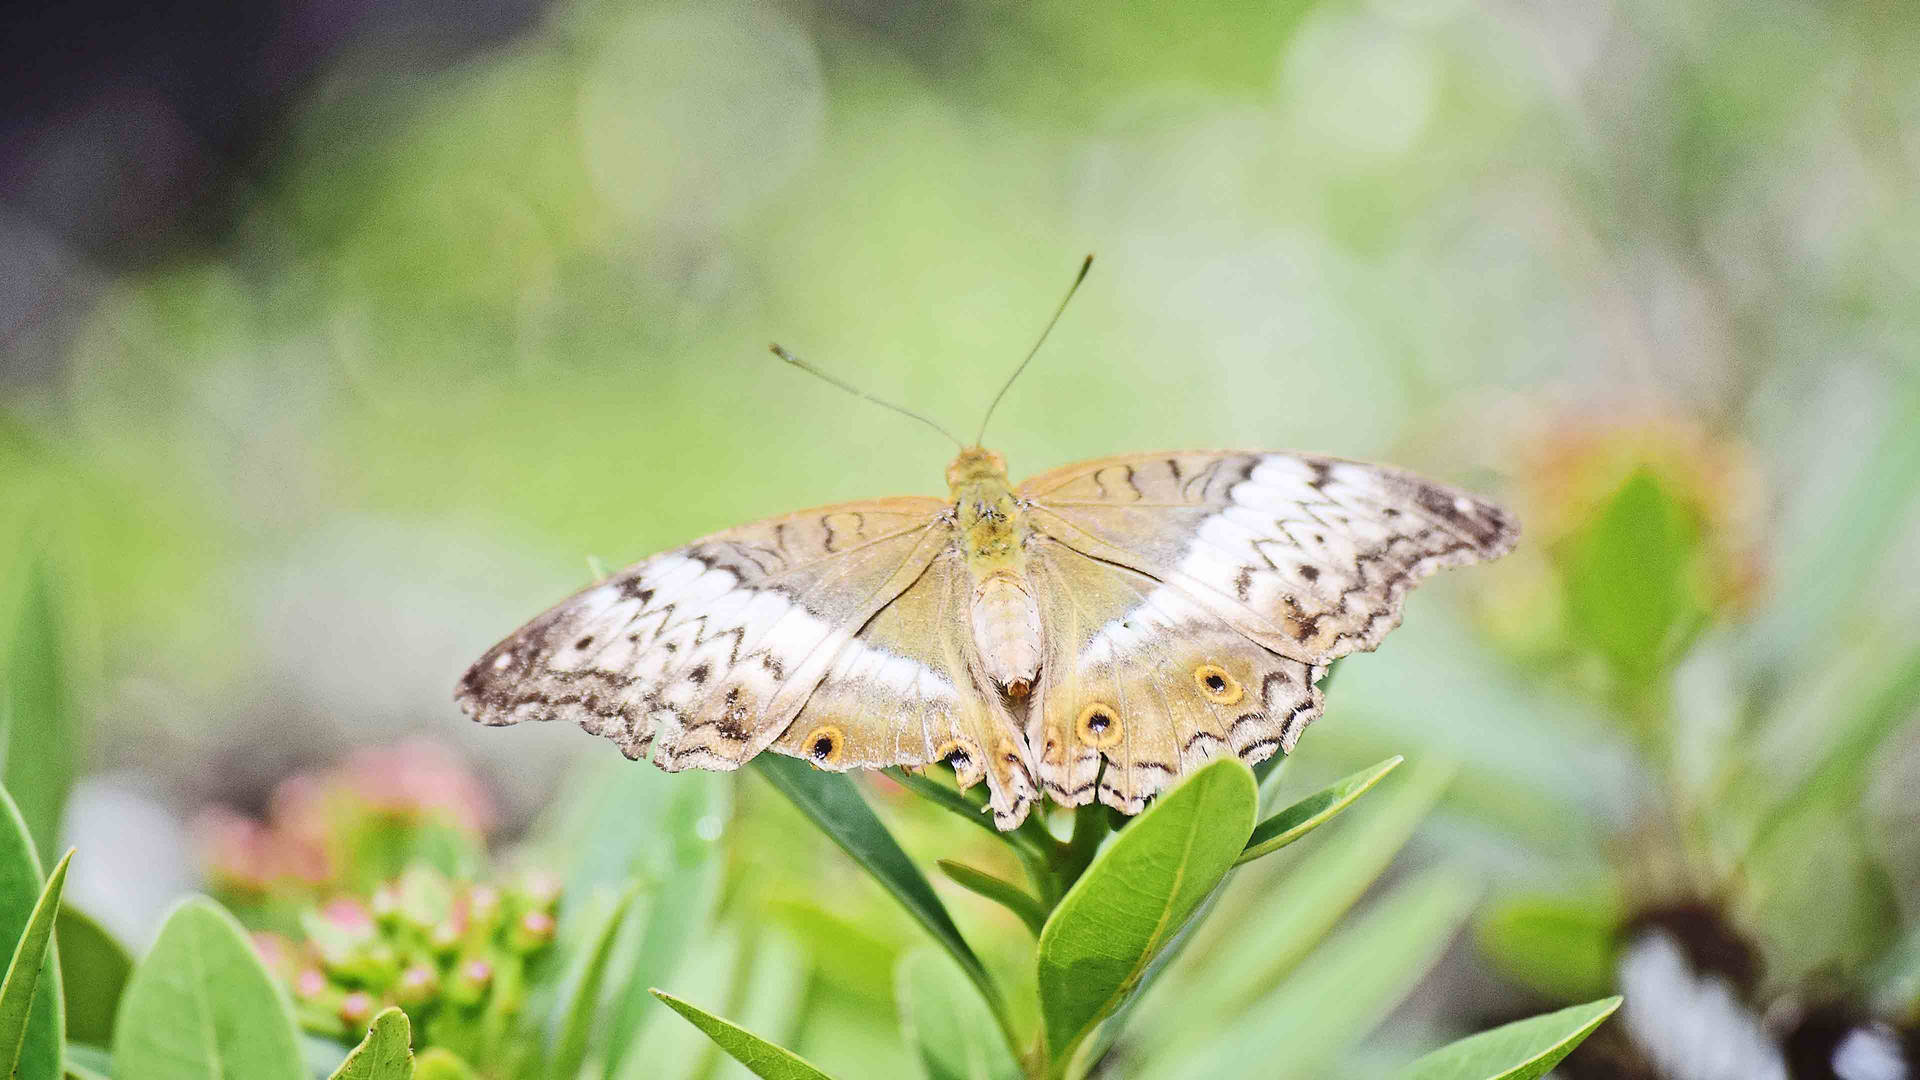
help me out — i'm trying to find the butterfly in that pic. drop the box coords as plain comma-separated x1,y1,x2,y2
455,261,1518,829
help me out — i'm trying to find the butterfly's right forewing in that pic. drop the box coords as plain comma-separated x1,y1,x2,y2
456,497,949,771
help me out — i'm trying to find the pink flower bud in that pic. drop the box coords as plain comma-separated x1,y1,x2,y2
394,963,440,1006
295,968,329,1000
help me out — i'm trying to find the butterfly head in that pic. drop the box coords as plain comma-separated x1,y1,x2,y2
945,446,1009,491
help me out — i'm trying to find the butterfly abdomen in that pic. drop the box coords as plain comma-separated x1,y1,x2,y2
970,569,1043,696
949,447,1047,698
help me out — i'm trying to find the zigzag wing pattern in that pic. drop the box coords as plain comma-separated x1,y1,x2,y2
456,497,949,771
1020,451,1518,666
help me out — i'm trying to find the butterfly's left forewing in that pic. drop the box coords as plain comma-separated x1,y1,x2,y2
1019,451,1517,665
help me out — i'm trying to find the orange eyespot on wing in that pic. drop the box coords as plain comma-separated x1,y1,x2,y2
1028,538,1327,814
770,545,1037,828
1192,663,1243,705
802,724,846,765
1074,702,1124,749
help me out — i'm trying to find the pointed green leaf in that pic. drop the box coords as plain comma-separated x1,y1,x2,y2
2,563,78,864
2,848,71,1080
935,861,1046,937
1476,895,1619,1002
888,769,999,837
895,949,1021,1080
0,787,61,1080
649,989,837,1080
58,903,132,1045
1192,756,1454,1017
1037,757,1257,1060
111,897,304,1080
1162,866,1479,1079
328,1007,412,1080
752,758,995,1012
64,1041,114,1080
1393,997,1622,1080
1562,469,1702,678
1238,756,1401,865
601,775,726,1080
549,883,640,1080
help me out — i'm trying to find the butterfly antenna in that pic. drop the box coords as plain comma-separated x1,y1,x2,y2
770,344,964,449
975,253,1093,446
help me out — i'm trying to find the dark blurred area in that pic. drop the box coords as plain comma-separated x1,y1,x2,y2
1,0,549,380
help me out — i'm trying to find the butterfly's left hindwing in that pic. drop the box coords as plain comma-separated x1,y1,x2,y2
456,497,948,771
1026,540,1324,813
1016,449,1515,812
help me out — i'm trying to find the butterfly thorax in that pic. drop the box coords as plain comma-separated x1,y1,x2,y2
947,447,1044,699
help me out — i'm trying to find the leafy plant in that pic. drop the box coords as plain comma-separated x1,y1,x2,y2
639,752,1618,1080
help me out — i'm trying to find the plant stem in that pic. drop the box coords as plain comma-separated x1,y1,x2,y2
1055,801,1107,893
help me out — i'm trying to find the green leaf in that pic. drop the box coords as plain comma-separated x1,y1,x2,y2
895,949,1021,1080
752,758,997,1019
1036,757,1257,1061
64,1042,114,1080
0,786,61,1080
111,897,305,1080
934,860,1046,937
1175,755,1454,1020
2,848,71,1080
649,989,837,1080
2,561,77,864
328,1007,412,1080
1393,997,1622,1080
57,903,132,1045
1475,895,1619,1002
888,770,1055,882
1163,867,1479,1079
1238,755,1401,865
549,883,640,1080
410,1050,477,1080
1870,920,1920,1017
601,776,725,1080
1561,469,1702,679
887,769,999,838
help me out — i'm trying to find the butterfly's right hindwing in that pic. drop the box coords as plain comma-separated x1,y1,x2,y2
772,546,1038,827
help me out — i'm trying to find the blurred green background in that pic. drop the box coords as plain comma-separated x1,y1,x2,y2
3,0,1918,1075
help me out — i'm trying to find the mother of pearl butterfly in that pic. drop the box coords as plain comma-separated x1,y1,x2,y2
456,265,1518,829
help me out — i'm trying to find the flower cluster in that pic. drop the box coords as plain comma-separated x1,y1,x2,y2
196,740,498,935
254,865,559,1054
